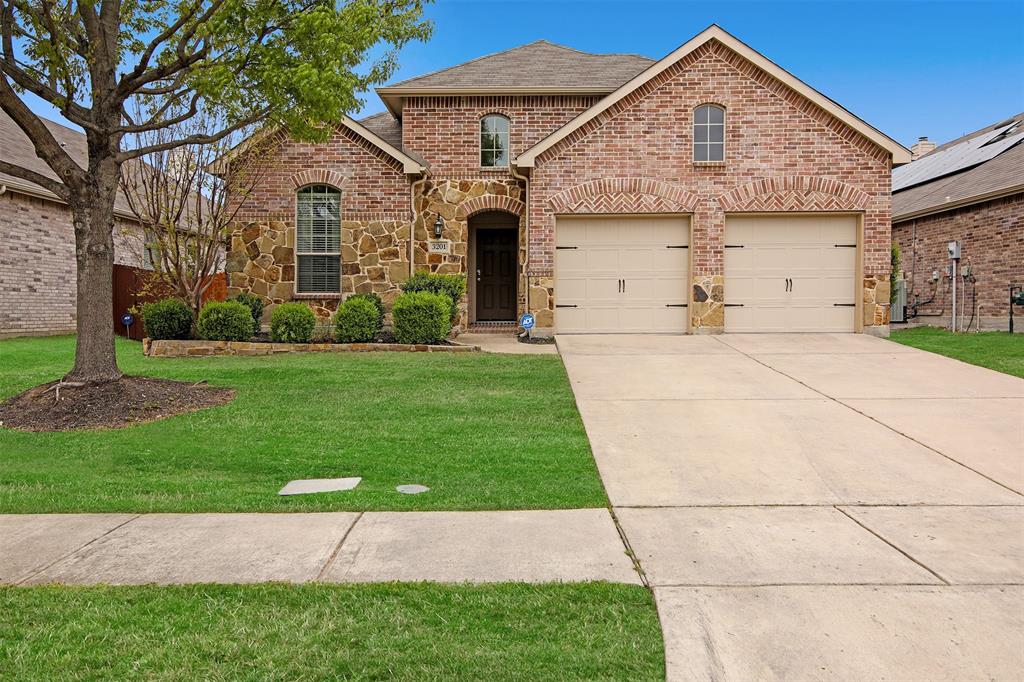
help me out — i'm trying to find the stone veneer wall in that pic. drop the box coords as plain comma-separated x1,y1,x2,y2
412,177,526,327
226,217,411,324
527,39,893,335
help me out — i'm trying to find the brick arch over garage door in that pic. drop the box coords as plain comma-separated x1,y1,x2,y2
548,178,700,214
458,194,525,219
716,175,871,212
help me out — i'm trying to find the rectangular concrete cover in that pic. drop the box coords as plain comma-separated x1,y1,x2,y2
556,216,689,333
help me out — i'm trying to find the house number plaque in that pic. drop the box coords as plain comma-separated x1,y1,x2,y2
428,240,451,254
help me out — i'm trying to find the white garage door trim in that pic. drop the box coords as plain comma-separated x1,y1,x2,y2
724,213,862,333
555,215,692,334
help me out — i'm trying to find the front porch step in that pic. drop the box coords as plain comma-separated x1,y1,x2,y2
467,322,518,335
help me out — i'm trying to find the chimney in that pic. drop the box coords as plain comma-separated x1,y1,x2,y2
911,136,936,160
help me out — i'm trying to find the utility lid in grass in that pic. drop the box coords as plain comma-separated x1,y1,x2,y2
279,477,362,496
396,484,429,495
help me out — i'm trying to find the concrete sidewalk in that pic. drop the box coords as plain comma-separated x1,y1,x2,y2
0,509,640,586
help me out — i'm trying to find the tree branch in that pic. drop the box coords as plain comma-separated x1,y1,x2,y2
117,108,269,161
0,159,69,199
0,74,84,187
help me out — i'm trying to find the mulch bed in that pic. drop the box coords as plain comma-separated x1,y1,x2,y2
0,376,235,432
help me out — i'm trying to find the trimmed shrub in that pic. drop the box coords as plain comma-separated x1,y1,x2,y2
270,302,317,343
334,296,382,343
232,292,265,329
141,298,193,340
347,292,385,328
399,271,466,322
392,291,451,344
196,301,254,341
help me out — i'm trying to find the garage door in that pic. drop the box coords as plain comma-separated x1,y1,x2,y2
724,215,857,332
555,216,689,333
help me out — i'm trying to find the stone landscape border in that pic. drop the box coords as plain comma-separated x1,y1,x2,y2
143,338,480,357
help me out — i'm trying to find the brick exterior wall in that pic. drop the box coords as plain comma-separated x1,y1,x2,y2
401,95,598,178
528,40,892,331
893,193,1024,331
229,38,896,334
0,190,144,338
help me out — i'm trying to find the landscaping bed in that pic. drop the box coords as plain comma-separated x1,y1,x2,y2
0,376,234,432
0,583,664,681
144,338,479,357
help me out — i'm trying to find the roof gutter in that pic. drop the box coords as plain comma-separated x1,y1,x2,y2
892,183,1024,223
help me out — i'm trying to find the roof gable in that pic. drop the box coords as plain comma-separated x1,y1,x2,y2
515,25,911,167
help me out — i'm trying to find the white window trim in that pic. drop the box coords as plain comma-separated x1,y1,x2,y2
294,184,342,297
693,104,726,163
480,114,511,169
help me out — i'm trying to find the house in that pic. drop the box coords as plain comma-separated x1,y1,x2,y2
226,25,910,336
0,110,146,338
892,114,1024,331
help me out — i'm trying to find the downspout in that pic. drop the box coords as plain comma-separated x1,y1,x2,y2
409,173,428,278
509,163,530,335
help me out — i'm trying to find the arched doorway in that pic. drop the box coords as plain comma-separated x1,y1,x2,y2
468,211,519,322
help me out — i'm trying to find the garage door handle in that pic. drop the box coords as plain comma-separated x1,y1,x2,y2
665,304,688,308
833,303,856,307
666,245,688,249
618,279,623,293
834,244,856,248
725,303,744,307
556,304,578,308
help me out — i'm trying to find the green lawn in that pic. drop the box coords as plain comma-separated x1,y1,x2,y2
0,335,606,513
0,583,664,680
889,327,1024,378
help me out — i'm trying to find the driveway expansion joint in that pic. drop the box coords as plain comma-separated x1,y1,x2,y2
13,513,141,586
833,506,951,585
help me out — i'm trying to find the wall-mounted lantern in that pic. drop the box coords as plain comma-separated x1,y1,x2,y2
433,216,445,239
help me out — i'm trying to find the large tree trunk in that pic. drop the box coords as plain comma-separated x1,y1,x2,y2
65,164,123,384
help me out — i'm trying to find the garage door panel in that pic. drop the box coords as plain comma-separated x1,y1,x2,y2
725,215,857,333
556,216,689,334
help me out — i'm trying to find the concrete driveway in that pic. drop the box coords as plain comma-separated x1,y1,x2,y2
558,333,1023,681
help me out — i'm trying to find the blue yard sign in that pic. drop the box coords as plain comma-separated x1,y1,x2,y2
519,312,535,330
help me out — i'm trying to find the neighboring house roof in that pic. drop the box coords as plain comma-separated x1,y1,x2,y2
515,25,911,167
376,40,654,115
0,108,137,216
892,113,1024,221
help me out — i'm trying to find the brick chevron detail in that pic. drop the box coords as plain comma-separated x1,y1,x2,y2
547,178,700,214
717,176,872,212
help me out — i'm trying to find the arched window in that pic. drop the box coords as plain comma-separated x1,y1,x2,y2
295,184,341,293
693,105,725,162
480,114,510,167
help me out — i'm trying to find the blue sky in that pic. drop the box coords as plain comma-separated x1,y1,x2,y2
24,0,1024,148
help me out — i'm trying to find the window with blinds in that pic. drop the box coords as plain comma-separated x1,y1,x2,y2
296,184,341,293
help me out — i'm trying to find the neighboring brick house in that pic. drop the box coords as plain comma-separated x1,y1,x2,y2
0,111,146,338
226,25,910,336
892,114,1024,331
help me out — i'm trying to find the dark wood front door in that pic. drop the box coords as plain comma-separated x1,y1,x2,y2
475,228,518,320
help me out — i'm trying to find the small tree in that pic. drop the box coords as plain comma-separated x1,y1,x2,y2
119,112,272,331
0,0,431,384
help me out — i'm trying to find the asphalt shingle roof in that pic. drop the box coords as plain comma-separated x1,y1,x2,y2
383,40,653,90
0,108,135,214
892,113,1024,220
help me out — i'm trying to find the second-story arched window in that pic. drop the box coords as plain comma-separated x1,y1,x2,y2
693,104,725,162
480,114,510,167
295,184,341,293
